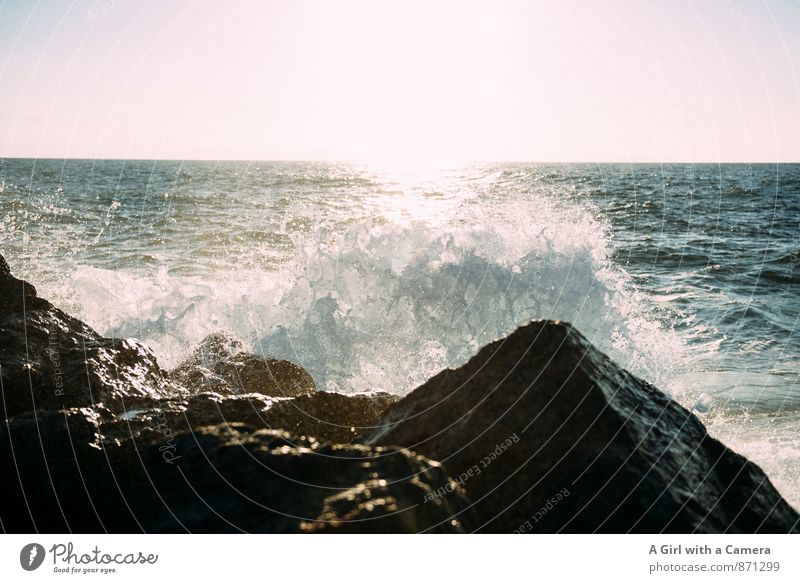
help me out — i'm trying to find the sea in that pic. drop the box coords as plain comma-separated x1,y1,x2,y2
1,159,797,507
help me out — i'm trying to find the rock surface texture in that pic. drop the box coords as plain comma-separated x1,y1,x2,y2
362,320,799,533
0,411,468,533
169,333,315,397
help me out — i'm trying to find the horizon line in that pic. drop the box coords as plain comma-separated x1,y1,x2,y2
1,157,799,165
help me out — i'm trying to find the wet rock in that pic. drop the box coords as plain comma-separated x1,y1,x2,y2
0,255,180,419
0,408,144,532
362,320,800,533
170,333,315,397
94,398,191,446
181,392,276,427
98,391,279,443
97,389,399,446
137,424,468,533
0,411,468,533
258,390,399,443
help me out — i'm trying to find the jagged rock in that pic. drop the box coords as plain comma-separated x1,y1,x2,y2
257,390,399,443
98,389,399,446
0,256,180,419
0,408,143,532
0,411,468,533
137,424,469,533
93,397,191,446
170,333,315,397
96,392,279,445
362,320,800,533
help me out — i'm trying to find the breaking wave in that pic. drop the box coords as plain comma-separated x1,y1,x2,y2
66,193,688,396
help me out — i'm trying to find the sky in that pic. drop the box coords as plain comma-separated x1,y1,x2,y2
0,0,798,163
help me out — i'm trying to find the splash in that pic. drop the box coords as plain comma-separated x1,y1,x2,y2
65,190,689,396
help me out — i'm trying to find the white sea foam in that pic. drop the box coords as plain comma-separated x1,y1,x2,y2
64,192,690,397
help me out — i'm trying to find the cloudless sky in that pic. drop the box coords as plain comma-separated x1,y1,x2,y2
0,0,798,163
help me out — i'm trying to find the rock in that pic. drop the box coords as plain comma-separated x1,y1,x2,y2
137,424,469,533
96,392,279,445
98,389,399,446
362,320,800,533
0,411,468,533
257,390,400,443
0,256,180,418
170,333,315,397
93,397,191,446
0,408,143,532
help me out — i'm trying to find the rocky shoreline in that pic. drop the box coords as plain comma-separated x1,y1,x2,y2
1,253,797,533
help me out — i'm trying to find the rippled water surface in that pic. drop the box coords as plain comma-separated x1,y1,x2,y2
2,159,798,506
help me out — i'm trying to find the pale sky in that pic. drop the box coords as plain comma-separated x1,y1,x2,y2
0,0,798,163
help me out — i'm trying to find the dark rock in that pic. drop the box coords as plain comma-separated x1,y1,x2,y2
137,424,469,533
0,257,180,419
0,408,144,532
170,333,315,397
180,392,275,428
362,320,800,533
97,389,399,446
96,392,279,445
93,397,190,446
257,390,399,443
0,411,468,533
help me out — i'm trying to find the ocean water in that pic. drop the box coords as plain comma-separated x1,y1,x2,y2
1,159,798,507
